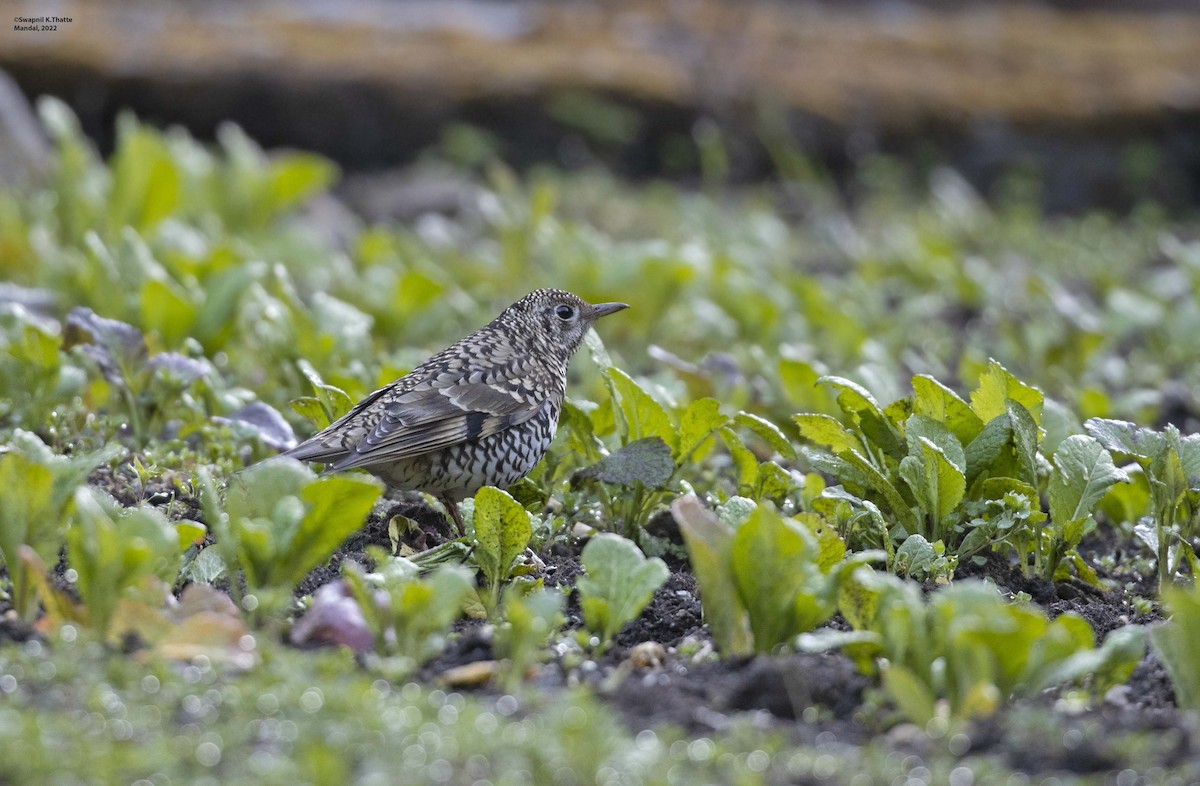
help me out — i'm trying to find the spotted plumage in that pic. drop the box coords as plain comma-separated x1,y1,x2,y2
280,289,628,532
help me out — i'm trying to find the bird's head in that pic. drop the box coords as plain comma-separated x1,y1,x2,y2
507,288,628,357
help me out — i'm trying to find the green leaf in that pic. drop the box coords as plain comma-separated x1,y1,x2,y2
288,475,383,586
818,375,905,458
964,413,1013,488
719,426,760,488
220,459,380,606
677,397,727,462
970,359,1044,425
471,486,534,604
729,507,839,652
1153,582,1200,709
66,487,180,637
899,437,966,533
139,278,198,350
1007,400,1041,487
792,512,845,572
577,533,669,649
794,414,860,454
0,454,59,621
608,368,678,452
573,437,673,489
673,495,754,656
882,665,938,727
1048,436,1128,536
912,374,985,445
267,153,338,215
840,449,920,535
1083,418,1163,462
734,412,796,460
109,116,180,233
297,359,354,424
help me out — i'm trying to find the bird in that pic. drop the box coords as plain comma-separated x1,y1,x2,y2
279,289,628,534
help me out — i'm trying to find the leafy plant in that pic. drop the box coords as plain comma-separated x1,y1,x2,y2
798,362,1123,581
341,552,473,674
807,572,1146,724
1151,578,1200,709
673,495,882,655
576,533,669,651
468,486,534,615
0,431,122,621
1085,419,1200,590
495,586,564,690
64,487,182,639
200,460,381,619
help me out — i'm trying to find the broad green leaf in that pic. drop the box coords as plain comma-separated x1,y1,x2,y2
818,375,882,419
905,415,966,473
912,374,985,445
608,368,679,452
719,426,760,488
894,534,936,579
297,359,354,423
109,118,180,233
1152,583,1200,709
1048,436,1128,535
559,399,601,461
573,437,673,489
677,397,726,462
841,449,920,535
66,488,180,637
290,396,330,429
472,486,534,599
899,438,966,534
837,568,883,630
730,507,836,651
794,413,860,455
734,412,796,460
964,413,1013,487
970,359,1044,424
882,665,937,726
818,375,905,458
673,495,753,656
1084,418,1163,462
1037,625,1146,694
1007,400,1041,487
577,533,669,649
0,454,59,621
288,475,383,586
792,512,845,572
140,277,197,350
267,153,338,215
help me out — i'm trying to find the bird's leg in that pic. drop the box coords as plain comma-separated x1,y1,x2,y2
438,493,466,538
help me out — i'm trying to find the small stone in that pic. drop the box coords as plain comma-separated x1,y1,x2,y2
628,641,666,669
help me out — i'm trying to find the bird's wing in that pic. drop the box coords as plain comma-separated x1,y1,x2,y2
278,382,396,464
326,378,548,471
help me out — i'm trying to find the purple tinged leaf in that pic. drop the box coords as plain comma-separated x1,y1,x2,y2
146,352,213,384
63,307,147,386
290,580,376,653
215,401,298,450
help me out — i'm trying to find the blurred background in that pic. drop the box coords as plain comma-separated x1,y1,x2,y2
4,0,1200,212
4,0,1200,449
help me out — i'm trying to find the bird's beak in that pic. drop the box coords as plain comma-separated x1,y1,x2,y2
589,302,629,319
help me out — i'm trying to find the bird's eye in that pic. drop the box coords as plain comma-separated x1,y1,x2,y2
555,305,575,321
